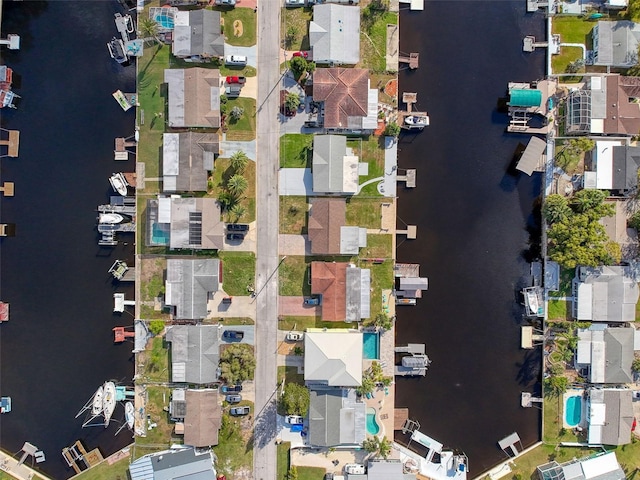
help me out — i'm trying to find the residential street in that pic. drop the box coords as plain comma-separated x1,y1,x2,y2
253,0,282,478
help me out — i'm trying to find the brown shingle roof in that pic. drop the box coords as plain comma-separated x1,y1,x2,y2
184,389,221,447
184,68,220,128
605,75,640,136
308,198,346,255
312,68,369,129
311,261,347,321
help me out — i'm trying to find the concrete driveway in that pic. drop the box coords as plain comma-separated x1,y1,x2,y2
279,168,312,196
278,296,319,316
224,44,258,68
220,139,257,160
278,234,310,255
223,222,257,253
208,290,256,319
220,324,255,345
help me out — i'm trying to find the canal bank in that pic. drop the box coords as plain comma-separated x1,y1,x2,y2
395,1,545,474
0,2,136,478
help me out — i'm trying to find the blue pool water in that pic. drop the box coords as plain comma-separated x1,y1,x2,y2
363,332,380,359
155,15,174,29
152,224,170,245
366,408,380,435
565,396,581,427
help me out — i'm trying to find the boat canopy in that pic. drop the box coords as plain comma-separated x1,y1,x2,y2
510,89,542,108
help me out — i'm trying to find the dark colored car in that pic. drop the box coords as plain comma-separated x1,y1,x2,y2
304,296,321,306
226,233,245,241
221,384,243,393
292,51,308,58
227,223,249,232
222,296,233,304
225,394,242,404
230,406,250,416
226,76,246,84
223,330,244,340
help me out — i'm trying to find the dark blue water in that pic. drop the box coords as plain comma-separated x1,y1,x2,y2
395,1,544,474
0,2,136,478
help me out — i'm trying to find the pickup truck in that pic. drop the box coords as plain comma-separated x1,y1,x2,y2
223,330,244,340
221,384,243,393
230,406,250,416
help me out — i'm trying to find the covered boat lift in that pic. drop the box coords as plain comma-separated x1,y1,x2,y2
516,136,547,175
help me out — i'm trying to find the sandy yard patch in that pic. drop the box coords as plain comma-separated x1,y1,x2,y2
234,20,243,37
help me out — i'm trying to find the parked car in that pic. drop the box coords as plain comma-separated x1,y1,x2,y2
225,394,242,404
223,330,244,340
285,0,305,6
221,384,243,393
225,85,242,97
227,223,249,231
225,55,247,66
222,296,233,304
344,464,366,475
286,331,304,342
226,233,245,241
292,51,308,59
230,406,250,416
324,474,334,480
304,296,321,306
285,415,304,425
215,0,236,5
226,76,246,84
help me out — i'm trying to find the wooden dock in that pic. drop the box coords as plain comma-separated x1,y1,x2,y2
396,169,415,188
398,52,419,69
397,225,417,239
394,263,420,278
0,182,14,196
0,129,19,157
0,223,15,237
62,441,103,475
114,136,137,161
398,92,428,126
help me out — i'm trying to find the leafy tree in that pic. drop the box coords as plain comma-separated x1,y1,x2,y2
384,122,401,137
230,106,244,121
356,375,376,396
368,313,393,330
629,211,640,230
285,92,301,112
280,383,310,416
632,357,640,373
217,190,238,211
289,56,308,79
569,189,613,218
230,150,249,173
305,61,316,74
287,466,299,480
363,436,378,453
363,435,391,459
220,95,228,116
139,17,160,44
544,375,569,396
543,194,571,224
148,320,165,335
219,344,256,384
547,213,614,269
285,25,298,49
228,174,248,195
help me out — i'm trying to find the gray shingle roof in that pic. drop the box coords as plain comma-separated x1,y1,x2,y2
310,4,360,64
165,258,220,320
575,266,639,322
312,135,359,194
611,145,640,192
168,197,224,251
576,326,634,384
184,389,221,447
129,447,216,480
308,388,366,447
165,325,220,384
163,132,219,193
593,21,640,67
173,9,224,59
164,68,221,128
588,389,634,445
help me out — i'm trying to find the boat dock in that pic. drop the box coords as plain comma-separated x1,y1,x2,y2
113,326,135,343
0,33,20,50
109,259,135,281
395,343,430,376
0,182,14,196
396,225,417,239
0,223,16,237
398,92,429,128
113,293,136,313
0,302,8,323
114,135,137,161
395,343,425,354
0,443,52,480
98,196,136,214
521,392,543,408
521,326,545,349
396,169,416,188
398,52,420,68
0,128,19,157
62,441,103,475
527,0,548,12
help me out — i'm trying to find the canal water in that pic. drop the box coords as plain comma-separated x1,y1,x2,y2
396,1,545,474
0,2,136,478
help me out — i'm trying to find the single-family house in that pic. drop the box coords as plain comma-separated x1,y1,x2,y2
592,21,640,68
575,324,636,384
307,387,366,447
586,388,634,445
172,9,224,61
184,389,222,447
146,197,224,250
163,132,219,193
164,68,221,128
129,447,216,480
165,258,220,320
572,265,639,322
309,4,360,65
304,329,363,387
312,68,378,132
312,135,359,194
165,325,220,384
311,261,370,322
308,198,367,255
536,452,625,480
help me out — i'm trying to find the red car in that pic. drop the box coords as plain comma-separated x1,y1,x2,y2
292,51,308,59
225,76,246,84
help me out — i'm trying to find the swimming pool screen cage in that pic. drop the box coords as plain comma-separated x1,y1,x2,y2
149,7,178,32
565,89,591,135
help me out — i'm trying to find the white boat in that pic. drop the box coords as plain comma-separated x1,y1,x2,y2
103,382,117,426
125,401,135,430
109,173,129,196
92,386,104,416
404,114,430,129
98,213,125,225
522,286,544,317
107,37,127,64
0,396,11,414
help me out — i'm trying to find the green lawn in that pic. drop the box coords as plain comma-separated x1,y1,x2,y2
222,8,257,46
225,97,256,140
213,413,254,479
136,386,174,448
549,267,575,296
282,8,313,51
277,442,291,480
220,251,256,295
140,336,170,383
298,467,326,480
356,136,386,197
278,315,357,331
209,157,256,223
346,198,384,229
551,16,594,75
360,10,398,73
280,133,313,168
368,260,394,320
71,455,131,480
360,234,392,258
280,196,309,234
547,300,570,321
279,256,311,296
205,316,255,325
278,365,305,385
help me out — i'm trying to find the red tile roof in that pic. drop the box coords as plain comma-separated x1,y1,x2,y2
311,261,347,322
308,198,346,255
312,68,369,129
605,75,640,136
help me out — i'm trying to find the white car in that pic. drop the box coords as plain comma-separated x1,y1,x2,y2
344,464,366,475
225,55,247,66
285,0,305,6
285,415,304,425
286,331,304,341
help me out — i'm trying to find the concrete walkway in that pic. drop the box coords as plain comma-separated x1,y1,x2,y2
0,449,51,480
220,139,257,160
278,296,320,316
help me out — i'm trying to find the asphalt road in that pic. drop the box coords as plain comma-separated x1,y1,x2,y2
253,0,282,478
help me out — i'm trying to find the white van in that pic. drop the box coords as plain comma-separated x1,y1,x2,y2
344,464,365,475
225,55,248,66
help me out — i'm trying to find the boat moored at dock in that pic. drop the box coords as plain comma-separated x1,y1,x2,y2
404,114,430,129
125,401,134,430
91,386,104,416
107,37,127,65
109,172,129,196
102,382,116,427
1,396,11,413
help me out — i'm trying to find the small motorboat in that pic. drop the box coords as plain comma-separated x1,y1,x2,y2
92,386,104,416
404,114,430,129
98,213,126,225
125,401,135,430
107,37,127,64
109,172,129,196
0,396,11,414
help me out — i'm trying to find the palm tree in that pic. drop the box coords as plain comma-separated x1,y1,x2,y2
230,204,246,221
362,435,392,459
138,17,160,45
230,151,249,173
228,174,248,195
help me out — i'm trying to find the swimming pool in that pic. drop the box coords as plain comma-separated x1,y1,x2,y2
564,395,581,427
151,224,170,246
154,14,174,30
366,407,380,435
363,332,380,360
